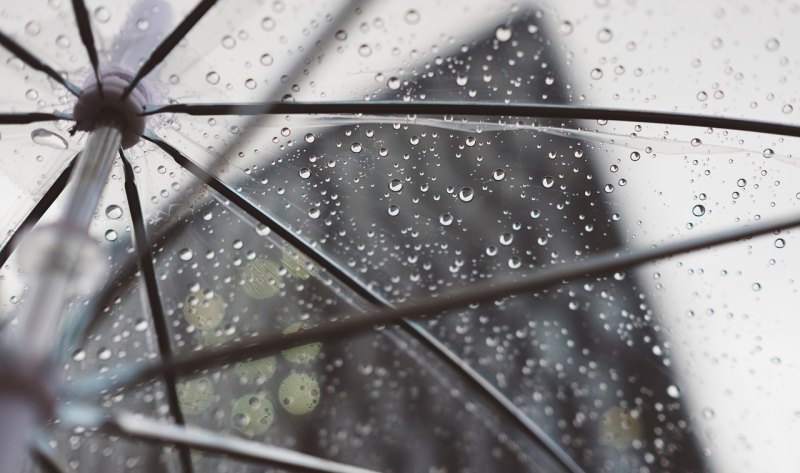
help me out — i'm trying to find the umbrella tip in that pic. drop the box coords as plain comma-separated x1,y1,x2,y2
73,71,150,149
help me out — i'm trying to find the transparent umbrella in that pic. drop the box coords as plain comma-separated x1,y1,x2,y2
0,1,798,473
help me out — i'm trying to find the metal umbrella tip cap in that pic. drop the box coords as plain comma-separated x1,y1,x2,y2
73,72,150,148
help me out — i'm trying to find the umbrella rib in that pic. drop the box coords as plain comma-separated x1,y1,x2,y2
0,160,74,267
120,151,195,473
142,131,586,473
0,112,72,124
70,0,103,97
0,30,81,96
70,210,800,397
144,100,800,138
88,410,380,473
121,0,218,99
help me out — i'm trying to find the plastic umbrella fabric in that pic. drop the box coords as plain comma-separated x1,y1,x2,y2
0,1,798,473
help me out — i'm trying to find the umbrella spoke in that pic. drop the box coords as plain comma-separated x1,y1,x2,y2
120,151,194,473
0,112,71,124
70,209,800,397
121,0,218,99
67,407,380,473
144,100,800,138
144,130,587,473
70,0,102,97
0,159,74,267
0,30,81,96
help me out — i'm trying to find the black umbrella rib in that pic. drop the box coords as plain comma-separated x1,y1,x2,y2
121,0,218,99
120,152,195,473
85,210,800,395
0,30,81,96
145,101,800,138
0,160,74,267
0,112,70,124
70,0,102,97
142,131,585,473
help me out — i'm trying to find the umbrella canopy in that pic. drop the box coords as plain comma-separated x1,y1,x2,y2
0,1,797,473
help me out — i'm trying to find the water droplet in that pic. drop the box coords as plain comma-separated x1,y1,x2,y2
439,213,454,226
458,187,474,202
508,257,521,269
24,21,41,36
298,167,311,179
55,35,70,48
105,205,123,220
387,77,401,90
104,229,118,242
387,205,399,216
737,178,747,187
499,233,514,246
596,27,613,43
93,6,110,22
244,78,257,90
350,142,362,153
358,44,372,57
763,148,774,158
97,347,112,360
775,238,786,248
691,138,702,147
261,17,276,31
221,35,236,49
304,133,315,143
702,407,715,420
782,104,794,114
692,204,706,217
559,21,574,35
134,318,149,331
31,129,67,149
590,68,603,80
492,169,506,181
542,176,555,188
696,91,708,102
308,208,321,219
404,9,420,25
206,71,220,84
456,74,468,86
388,179,403,192
765,37,780,51
495,25,512,42
630,151,641,161
136,19,149,31
752,282,762,292
72,349,86,361
666,384,681,399
179,248,194,261
260,53,273,66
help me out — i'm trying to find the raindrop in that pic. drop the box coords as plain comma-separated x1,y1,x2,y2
97,347,112,361
298,168,310,179
260,53,273,66
358,44,372,57
25,89,38,100
691,138,702,147
55,35,70,48
508,257,522,269
696,91,708,102
692,204,706,217
775,238,786,248
31,129,67,149
404,9,420,25
72,349,86,362
492,169,506,181
387,205,399,216
763,148,774,158
221,35,236,49
244,79,257,90
782,104,794,114
542,176,555,188
304,133,315,143
104,229,118,242
93,6,110,23
179,248,194,261
261,17,276,31
439,213,454,226
456,74,468,86
559,21,574,35
499,233,513,246
596,27,613,43
24,21,41,36
495,25,512,42
134,318,149,331
458,187,474,202
206,71,220,84
388,179,403,192
308,208,321,219
666,385,681,399
765,37,780,51
387,77,401,90
136,19,149,31
752,282,762,292
350,142,362,153
105,205,123,220
737,178,747,187
630,151,641,161
590,68,603,80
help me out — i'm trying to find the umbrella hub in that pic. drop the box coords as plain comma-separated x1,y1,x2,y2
73,71,150,149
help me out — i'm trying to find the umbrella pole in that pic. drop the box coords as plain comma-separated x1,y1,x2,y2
0,116,123,473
